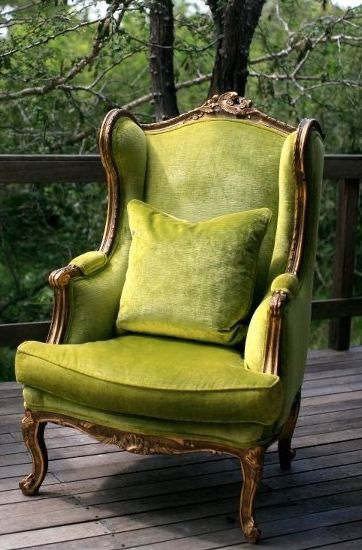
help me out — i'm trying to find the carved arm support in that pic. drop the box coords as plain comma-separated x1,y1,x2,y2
263,273,299,376
261,120,323,378
47,251,108,344
245,279,299,378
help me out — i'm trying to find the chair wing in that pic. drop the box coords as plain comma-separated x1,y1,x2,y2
15,93,324,543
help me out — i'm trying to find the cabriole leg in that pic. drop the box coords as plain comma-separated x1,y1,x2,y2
278,389,301,470
19,410,48,496
239,445,264,544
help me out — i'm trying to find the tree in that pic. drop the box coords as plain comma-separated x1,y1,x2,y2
208,0,266,97
248,1,361,152
149,0,179,119
0,0,361,358
0,1,360,131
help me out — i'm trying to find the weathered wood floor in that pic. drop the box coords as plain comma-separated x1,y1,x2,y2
1,347,362,549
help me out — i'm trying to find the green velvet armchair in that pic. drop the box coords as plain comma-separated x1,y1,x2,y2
15,93,324,543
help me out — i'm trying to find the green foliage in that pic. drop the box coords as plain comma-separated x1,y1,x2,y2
0,182,105,324
0,348,16,382
0,0,361,369
0,1,360,151
248,1,361,153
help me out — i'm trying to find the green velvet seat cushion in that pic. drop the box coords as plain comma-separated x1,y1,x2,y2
117,200,271,345
16,334,282,425
23,387,272,449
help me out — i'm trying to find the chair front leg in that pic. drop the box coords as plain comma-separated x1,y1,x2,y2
19,410,48,496
239,445,264,544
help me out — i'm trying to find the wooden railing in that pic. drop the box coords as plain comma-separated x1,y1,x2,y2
0,154,361,351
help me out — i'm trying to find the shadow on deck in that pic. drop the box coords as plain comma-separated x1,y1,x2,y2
1,347,362,549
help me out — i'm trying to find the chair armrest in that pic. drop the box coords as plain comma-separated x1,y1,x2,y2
70,251,107,276
245,273,312,426
245,272,302,374
47,250,122,345
270,273,299,299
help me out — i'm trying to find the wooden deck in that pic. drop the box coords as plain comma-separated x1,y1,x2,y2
1,347,362,549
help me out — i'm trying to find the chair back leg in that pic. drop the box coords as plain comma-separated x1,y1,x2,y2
278,388,301,470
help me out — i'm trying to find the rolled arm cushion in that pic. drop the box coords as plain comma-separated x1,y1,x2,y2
56,116,149,345
270,273,299,298
244,281,310,426
246,129,324,425
70,251,108,276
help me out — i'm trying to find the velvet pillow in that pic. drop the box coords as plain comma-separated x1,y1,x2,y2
116,200,271,345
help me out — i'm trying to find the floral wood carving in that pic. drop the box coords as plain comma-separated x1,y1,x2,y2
48,264,81,289
185,92,253,121
200,92,252,115
23,411,215,457
47,264,82,344
175,92,295,134
19,409,264,542
77,420,199,455
263,290,290,376
270,290,290,317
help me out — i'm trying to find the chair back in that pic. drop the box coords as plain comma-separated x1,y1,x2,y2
103,94,299,305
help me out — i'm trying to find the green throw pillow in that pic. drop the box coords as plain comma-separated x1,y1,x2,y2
116,199,271,345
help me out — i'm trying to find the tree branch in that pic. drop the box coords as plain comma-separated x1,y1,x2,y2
122,73,211,111
0,1,128,103
0,20,99,60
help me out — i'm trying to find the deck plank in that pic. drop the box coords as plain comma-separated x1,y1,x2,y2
0,347,361,549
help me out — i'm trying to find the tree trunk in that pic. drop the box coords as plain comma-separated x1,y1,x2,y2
208,0,266,97
149,0,179,120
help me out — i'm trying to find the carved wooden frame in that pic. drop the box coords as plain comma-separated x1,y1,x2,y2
20,409,264,543
23,93,323,543
263,117,323,377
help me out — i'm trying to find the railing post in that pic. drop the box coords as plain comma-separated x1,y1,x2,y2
328,178,360,350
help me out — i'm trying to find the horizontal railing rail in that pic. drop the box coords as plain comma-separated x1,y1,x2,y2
2,297,362,348
0,154,361,350
0,153,359,184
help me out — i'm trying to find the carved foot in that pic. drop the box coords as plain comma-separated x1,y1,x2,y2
278,389,301,471
239,446,264,544
242,518,261,544
19,410,48,496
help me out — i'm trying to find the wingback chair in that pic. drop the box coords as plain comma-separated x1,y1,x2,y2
15,93,324,543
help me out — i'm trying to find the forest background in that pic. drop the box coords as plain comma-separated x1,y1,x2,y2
0,0,361,380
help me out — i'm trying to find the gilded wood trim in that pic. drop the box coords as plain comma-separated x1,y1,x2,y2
46,109,138,344
98,108,142,255
19,410,48,496
239,446,264,543
20,409,255,458
142,92,295,134
47,265,82,344
263,291,289,376
263,119,323,376
20,408,265,542
288,118,323,275
98,109,127,255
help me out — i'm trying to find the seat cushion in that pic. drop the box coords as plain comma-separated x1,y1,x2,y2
23,387,270,449
16,334,283,425
117,200,271,345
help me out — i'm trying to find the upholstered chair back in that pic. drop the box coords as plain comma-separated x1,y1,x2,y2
63,98,323,346
110,115,292,306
